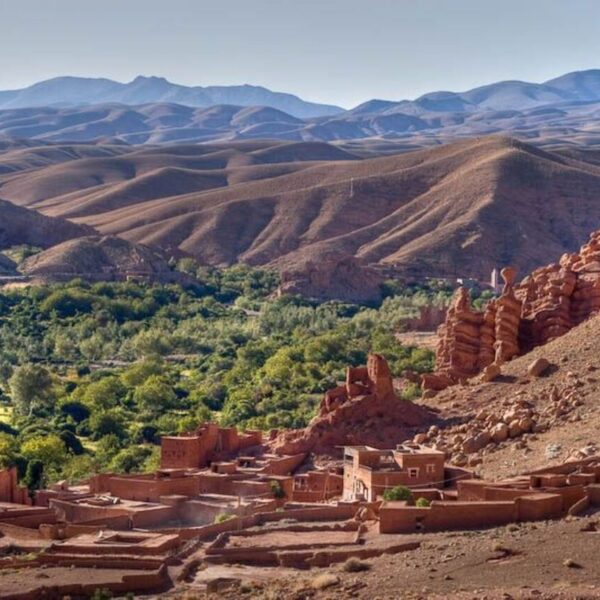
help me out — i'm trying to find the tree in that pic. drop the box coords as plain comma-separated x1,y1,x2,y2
133,376,177,414
121,359,164,387
23,459,44,491
21,435,66,469
132,329,173,358
270,480,285,499
60,400,90,423
382,485,412,502
82,377,126,410
40,289,93,317
109,446,153,474
0,433,17,468
60,430,85,455
53,333,79,362
9,364,55,417
88,410,127,441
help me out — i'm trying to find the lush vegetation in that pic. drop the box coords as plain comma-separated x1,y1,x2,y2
0,264,466,487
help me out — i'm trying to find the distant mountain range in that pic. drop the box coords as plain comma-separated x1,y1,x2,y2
3,70,600,148
0,76,343,119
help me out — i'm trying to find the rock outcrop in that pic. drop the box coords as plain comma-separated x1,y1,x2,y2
20,235,192,285
276,253,384,303
429,267,521,388
269,354,433,456
425,230,600,390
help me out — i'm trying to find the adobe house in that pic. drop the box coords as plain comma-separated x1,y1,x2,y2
160,422,262,469
379,456,600,534
292,470,344,502
0,467,31,505
343,444,447,501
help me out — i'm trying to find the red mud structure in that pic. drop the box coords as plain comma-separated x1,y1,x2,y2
161,422,262,469
424,230,600,391
342,444,453,502
379,455,600,533
0,467,30,505
270,354,434,455
2,452,600,597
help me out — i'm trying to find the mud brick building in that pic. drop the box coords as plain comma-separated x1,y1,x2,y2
343,444,447,501
380,456,600,533
161,422,262,469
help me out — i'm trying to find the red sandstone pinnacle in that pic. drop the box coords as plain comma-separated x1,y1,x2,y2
424,275,521,389
424,229,600,392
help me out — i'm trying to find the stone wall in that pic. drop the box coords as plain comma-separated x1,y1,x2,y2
378,494,567,534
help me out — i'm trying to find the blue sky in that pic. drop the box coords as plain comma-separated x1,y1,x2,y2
2,0,600,108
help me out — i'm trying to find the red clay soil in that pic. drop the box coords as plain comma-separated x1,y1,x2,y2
156,513,600,599
0,566,150,598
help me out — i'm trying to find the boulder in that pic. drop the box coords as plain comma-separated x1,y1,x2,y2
508,419,523,438
452,453,468,467
490,422,509,443
480,363,501,382
528,357,551,378
518,416,534,433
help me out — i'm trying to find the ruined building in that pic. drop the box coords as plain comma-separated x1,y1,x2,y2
424,230,600,390
270,354,433,455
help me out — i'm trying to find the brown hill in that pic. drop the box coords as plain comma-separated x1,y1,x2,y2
0,253,17,275
0,198,94,250
423,312,600,481
20,235,188,285
4,136,600,298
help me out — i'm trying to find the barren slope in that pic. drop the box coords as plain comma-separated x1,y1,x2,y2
424,313,600,480
0,199,94,249
20,235,187,284
3,136,600,287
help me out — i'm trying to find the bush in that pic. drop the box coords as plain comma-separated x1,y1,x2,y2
270,480,285,499
342,557,371,572
214,513,235,524
415,497,430,507
382,485,412,502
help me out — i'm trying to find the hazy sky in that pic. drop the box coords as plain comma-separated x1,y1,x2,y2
2,0,600,108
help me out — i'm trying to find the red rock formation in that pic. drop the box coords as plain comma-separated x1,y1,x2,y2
277,253,384,303
493,267,521,364
431,267,522,388
426,230,600,390
434,288,485,382
270,354,433,456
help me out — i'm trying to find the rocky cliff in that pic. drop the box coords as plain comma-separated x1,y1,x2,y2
425,230,600,390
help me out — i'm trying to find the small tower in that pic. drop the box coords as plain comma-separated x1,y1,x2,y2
490,268,502,294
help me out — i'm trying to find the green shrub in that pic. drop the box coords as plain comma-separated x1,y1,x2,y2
214,513,235,524
382,485,412,502
270,480,285,499
415,497,431,507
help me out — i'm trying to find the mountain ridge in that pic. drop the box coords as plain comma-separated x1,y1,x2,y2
4,135,600,300
0,75,343,119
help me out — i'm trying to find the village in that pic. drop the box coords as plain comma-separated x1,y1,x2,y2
0,349,599,599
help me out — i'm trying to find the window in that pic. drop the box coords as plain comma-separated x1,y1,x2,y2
426,463,436,474
408,468,419,478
